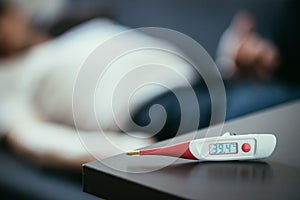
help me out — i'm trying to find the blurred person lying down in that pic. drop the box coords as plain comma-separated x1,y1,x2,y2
0,2,198,169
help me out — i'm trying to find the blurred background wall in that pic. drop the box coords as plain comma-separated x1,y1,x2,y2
10,0,286,57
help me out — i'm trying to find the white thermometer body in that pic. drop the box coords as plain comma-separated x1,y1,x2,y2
189,132,277,161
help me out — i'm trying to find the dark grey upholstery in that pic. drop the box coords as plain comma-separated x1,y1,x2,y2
51,0,286,57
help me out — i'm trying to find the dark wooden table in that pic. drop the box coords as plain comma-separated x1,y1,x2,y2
83,100,300,199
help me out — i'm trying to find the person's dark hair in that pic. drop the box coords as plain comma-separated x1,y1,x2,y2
0,0,10,15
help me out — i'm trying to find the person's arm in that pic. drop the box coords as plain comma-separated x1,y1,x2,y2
6,109,154,170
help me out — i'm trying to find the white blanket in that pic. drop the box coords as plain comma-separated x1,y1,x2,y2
0,19,197,168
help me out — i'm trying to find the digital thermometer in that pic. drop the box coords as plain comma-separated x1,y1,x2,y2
126,132,277,161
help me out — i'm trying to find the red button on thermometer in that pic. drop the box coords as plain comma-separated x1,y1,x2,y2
126,132,277,161
242,143,251,152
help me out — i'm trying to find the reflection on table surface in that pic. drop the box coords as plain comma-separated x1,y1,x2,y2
157,161,273,183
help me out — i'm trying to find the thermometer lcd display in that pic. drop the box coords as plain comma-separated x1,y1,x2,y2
209,142,238,155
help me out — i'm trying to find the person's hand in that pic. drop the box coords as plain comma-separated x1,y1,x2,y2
216,11,280,80
235,37,279,79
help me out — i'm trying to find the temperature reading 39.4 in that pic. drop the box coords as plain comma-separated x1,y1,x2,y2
209,142,238,155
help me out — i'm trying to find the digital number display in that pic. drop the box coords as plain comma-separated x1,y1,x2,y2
209,142,238,155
